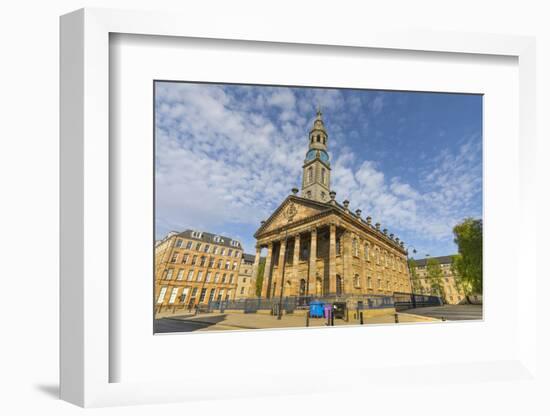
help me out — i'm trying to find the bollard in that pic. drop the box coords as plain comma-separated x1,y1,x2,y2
331,310,335,326
394,313,399,324
442,316,446,321
360,312,364,325
306,313,310,327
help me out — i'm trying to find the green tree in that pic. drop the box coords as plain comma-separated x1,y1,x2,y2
408,259,422,293
452,218,483,295
427,258,445,301
254,258,266,297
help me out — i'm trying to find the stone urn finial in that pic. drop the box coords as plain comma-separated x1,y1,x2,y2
366,216,372,225
390,233,394,239
291,187,299,195
383,228,388,235
375,222,381,231
355,209,362,218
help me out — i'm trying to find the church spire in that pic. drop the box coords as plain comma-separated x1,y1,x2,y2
301,109,331,202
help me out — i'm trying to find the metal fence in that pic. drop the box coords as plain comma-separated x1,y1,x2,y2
393,292,443,311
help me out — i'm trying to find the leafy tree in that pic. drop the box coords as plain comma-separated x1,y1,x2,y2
408,259,422,294
254,258,266,297
427,258,445,301
450,254,469,295
452,218,483,295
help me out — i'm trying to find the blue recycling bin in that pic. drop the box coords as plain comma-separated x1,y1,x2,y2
309,301,325,318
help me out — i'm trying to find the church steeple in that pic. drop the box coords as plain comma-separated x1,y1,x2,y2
301,108,331,202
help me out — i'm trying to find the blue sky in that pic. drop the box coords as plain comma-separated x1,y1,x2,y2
155,82,482,259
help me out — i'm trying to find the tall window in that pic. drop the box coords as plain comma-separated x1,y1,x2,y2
165,269,173,280
191,255,197,265
217,260,223,269
176,269,184,280
186,241,193,249
233,261,237,270
212,246,218,254
197,271,203,281
170,253,178,263
225,261,230,270
214,272,220,283
352,238,358,257
204,244,210,253
196,243,202,251
353,274,360,288
205,272,212,282
200,256,206,266
364,244,369,260
175,239,183,248
308,167,313,183
168,288,179,304
187,270,194,281
182,253,189,263
367,276,372,289
221,248,225,256
199,288,207,302
208,289,216,303
228,249,233,256
157,287,167,304
222,273,227,283
208,257,214,268
321,168,326,184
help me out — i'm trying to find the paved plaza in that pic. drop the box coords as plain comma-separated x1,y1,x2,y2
401,304,483,321
154,309,440,333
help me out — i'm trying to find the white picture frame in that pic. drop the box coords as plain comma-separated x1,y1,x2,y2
60,7,537,408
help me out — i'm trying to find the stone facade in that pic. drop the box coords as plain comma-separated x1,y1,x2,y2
411,256,465,304
154,230,242,310
251,110,412,300
235,253,256,299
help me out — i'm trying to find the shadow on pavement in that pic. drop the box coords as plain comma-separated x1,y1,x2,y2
154,314,228,333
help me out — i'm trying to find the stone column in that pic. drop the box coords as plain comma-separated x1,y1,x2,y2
250,246,261,297
293,234,301,295
261,242,273,298
329,224,337,295
277,238,287,298
361,239,366,294
342,231,353,294
308,228,317,295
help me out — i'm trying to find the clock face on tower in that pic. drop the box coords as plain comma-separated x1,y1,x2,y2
305,149,317,161
305,149,329,163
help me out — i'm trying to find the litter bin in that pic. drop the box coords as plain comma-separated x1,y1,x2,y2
323,304,333,319
309,301,325,318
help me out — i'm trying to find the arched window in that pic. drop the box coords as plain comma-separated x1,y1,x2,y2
308,167,313,183
299,279,306,296
321,168,326,184
336,275,343,295
353,274,360,288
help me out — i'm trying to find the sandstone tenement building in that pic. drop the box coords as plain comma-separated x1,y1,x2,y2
154,230,243,310
411,255,465,304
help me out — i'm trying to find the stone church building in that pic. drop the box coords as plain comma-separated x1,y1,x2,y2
251,110,412,299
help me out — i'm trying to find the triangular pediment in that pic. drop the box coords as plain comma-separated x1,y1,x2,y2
254,196,331,237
